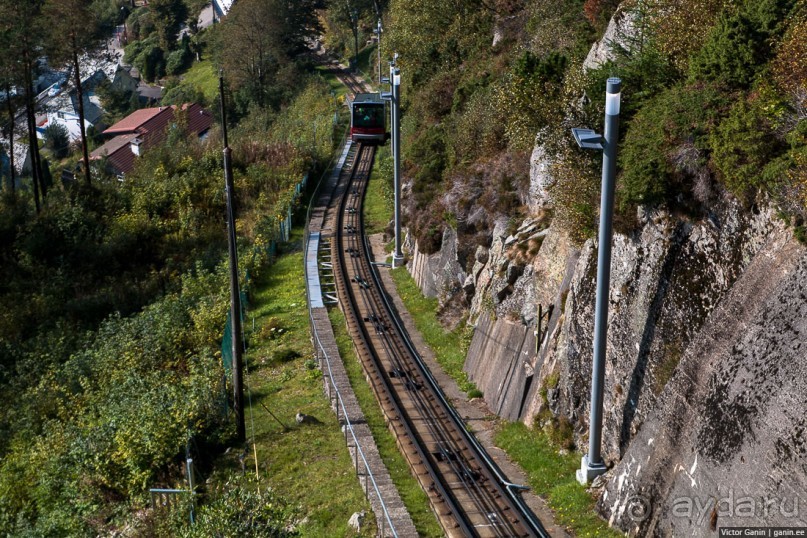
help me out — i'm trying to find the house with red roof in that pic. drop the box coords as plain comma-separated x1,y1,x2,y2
90,103,213,176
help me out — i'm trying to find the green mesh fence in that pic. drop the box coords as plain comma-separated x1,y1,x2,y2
220,172,308,375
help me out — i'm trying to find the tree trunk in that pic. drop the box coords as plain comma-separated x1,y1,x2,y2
22,59,41,212
26,76,46,201
72,37,91,187
4,83,15,195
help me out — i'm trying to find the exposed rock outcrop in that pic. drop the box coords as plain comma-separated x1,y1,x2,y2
600,229,807,535
402,5,806,534
583,5,641,71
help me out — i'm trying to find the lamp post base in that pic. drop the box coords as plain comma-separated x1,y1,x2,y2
577,455,607,485
392,254,406,268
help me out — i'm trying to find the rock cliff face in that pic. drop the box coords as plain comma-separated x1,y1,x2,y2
406,198,806,534
403,4,806,533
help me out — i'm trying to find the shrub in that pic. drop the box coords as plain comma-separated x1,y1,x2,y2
498,52,568,151
166,42,192,75
43,124,70,159
688,13,767,88
175,478,298,537
548,148,600,245
618,83,729,209
710,99,778,200
647,0,733,72
771,17,807,107
688,0,796,88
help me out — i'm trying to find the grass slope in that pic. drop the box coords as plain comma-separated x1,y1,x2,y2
495,423,623,538
180,59,219,103
210,231,376,537
388,267,476,394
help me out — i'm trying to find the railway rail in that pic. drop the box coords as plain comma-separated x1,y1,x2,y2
317,70,549,537
332,141,548,537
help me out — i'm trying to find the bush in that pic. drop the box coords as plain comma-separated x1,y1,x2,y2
176,478,298,537
688,13,767,88
710,99,778,200
549,148,600,245
688,0,796,88
126,37,165,83
618,83,729,209
43,123,70,159
497,52,568,151
166,41,193,76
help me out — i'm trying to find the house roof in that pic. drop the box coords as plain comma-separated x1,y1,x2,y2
103,107,168,135
0,137,31,175
91,103,213,175
90,133,136,160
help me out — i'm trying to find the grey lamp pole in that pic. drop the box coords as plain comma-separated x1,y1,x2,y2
391,64,404,267
572,77,622,484
376,19,383,87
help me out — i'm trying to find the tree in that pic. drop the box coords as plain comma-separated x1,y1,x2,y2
0,0,48,211
217,0,288,109
44,0,101,187
0,9,22,196
43,123,70,159
149,0,187,51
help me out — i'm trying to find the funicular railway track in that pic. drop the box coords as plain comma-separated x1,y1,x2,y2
328,142,548,537
319,69,550,534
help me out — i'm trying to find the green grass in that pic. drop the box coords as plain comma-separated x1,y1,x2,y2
180,59,219,104
328,307,443,537
315,65,350,101
388,267,477,395
209,230,377,537
364,145,393,235
355,44,379,91
495,423,624,538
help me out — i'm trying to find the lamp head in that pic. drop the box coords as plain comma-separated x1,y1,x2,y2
571,128,604,150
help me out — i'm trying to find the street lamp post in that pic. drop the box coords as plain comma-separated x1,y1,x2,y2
391,62,404,267
571,77,622,485
375,19,383,87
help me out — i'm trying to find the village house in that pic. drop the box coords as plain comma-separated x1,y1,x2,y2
90,103,213,177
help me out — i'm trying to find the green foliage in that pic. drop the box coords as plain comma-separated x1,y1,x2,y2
647,0,734,72
0,73,338,533
710,98,778,200
43,123,70,159
688,0,796,88
95,79,139,123
125,36,166,83
166,39,193,76
0,265,229,534
177,478,298,537
149,0,188,51
688,13,767,88
498,52,569,151
407,123,447,212
514,50,567,82
618,83,728,209
549,148,600,245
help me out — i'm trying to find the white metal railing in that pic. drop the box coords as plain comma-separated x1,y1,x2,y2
303,131,399,537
